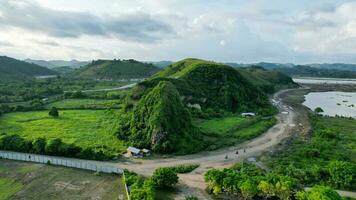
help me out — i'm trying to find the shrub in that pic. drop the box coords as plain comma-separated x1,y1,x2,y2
169,164,200,174
151,167,179,189
49,107,59,117
296,186,342,200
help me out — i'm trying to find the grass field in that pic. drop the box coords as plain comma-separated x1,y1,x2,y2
194,116,276,150
45,99,122,109
194,116,252,134
0,110,127,154
0,159,126,200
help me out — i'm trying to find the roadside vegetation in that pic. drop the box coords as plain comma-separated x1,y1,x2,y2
125,166,186,200
204,161,350,200
0,159,126,200
268,115,356,191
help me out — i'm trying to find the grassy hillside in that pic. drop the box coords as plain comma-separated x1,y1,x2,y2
120,81,202,153
237,66,298,93
74,59,160,80
0,56,57,82
118,58,282,153
140,59,272,114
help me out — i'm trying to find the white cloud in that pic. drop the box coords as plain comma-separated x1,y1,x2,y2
291,2,356,55
0,0,355,63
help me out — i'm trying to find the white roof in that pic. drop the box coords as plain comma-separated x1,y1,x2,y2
242,112,256,115
142,149,150,153
127,146,141,154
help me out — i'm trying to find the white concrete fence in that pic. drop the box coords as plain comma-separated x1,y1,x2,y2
0,150,123,174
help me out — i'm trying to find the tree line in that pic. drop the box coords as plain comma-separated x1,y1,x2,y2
0,134,113,160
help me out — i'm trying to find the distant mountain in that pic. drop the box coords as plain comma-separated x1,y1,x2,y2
148,61,173,68
0,56,57,82
24,59,89,69
73,59,160,80
308,63,356,72
226,62,356,78
275,65,356,79
52,66,75,74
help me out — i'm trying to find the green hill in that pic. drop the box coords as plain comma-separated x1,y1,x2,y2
237,66,298,93
136,59,272,113
123,81,202,153
119,59,282,153
74,59,160,80
0,56,57,82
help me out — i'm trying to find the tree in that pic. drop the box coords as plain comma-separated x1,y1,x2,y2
49,107,59,117
327,161,355,189
296,186,342,200
32,138,46,154
45,138,63,155
239,179,259,199
151,167,179,188
314,107,324,114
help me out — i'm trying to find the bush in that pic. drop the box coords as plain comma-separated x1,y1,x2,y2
296,185,342,200
151,167,179,189
169,164,200,174
32,138,46,154
49,107,59,117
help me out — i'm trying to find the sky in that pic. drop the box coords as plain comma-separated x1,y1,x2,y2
0,0,356,63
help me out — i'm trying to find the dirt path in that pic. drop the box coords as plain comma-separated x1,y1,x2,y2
114,88,300,199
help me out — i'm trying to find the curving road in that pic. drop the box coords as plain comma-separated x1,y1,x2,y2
114,88,299,199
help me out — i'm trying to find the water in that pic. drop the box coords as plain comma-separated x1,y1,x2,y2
303,92,356,118
293,77,356,85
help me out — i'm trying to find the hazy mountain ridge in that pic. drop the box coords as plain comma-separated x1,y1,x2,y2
0,56,58,82
24,59,89,69
73,59,160,80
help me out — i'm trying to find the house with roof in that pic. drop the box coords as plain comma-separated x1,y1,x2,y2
126,146,151,158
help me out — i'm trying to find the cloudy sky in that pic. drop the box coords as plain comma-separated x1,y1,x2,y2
0,0,356,63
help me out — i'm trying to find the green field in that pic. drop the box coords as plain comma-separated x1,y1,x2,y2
0,110,127,154
194,116,276,150
195,116,252,134
0,159,126,200
45,99,122,109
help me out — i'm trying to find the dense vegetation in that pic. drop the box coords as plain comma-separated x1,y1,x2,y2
268,115,356,191
124,167,180,200
204,162,349,200
0,56,57,82
73,59,160,80
0,77,128,104
117,59,286,154
119,81,203,153
237,66,298,93
205,162,298,199
275,65,356,79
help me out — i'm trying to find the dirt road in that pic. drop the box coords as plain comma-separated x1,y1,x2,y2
114,89,299,199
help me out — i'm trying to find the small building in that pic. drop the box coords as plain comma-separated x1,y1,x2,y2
126,147,151,158
241,112,256,117
127,146,142,157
